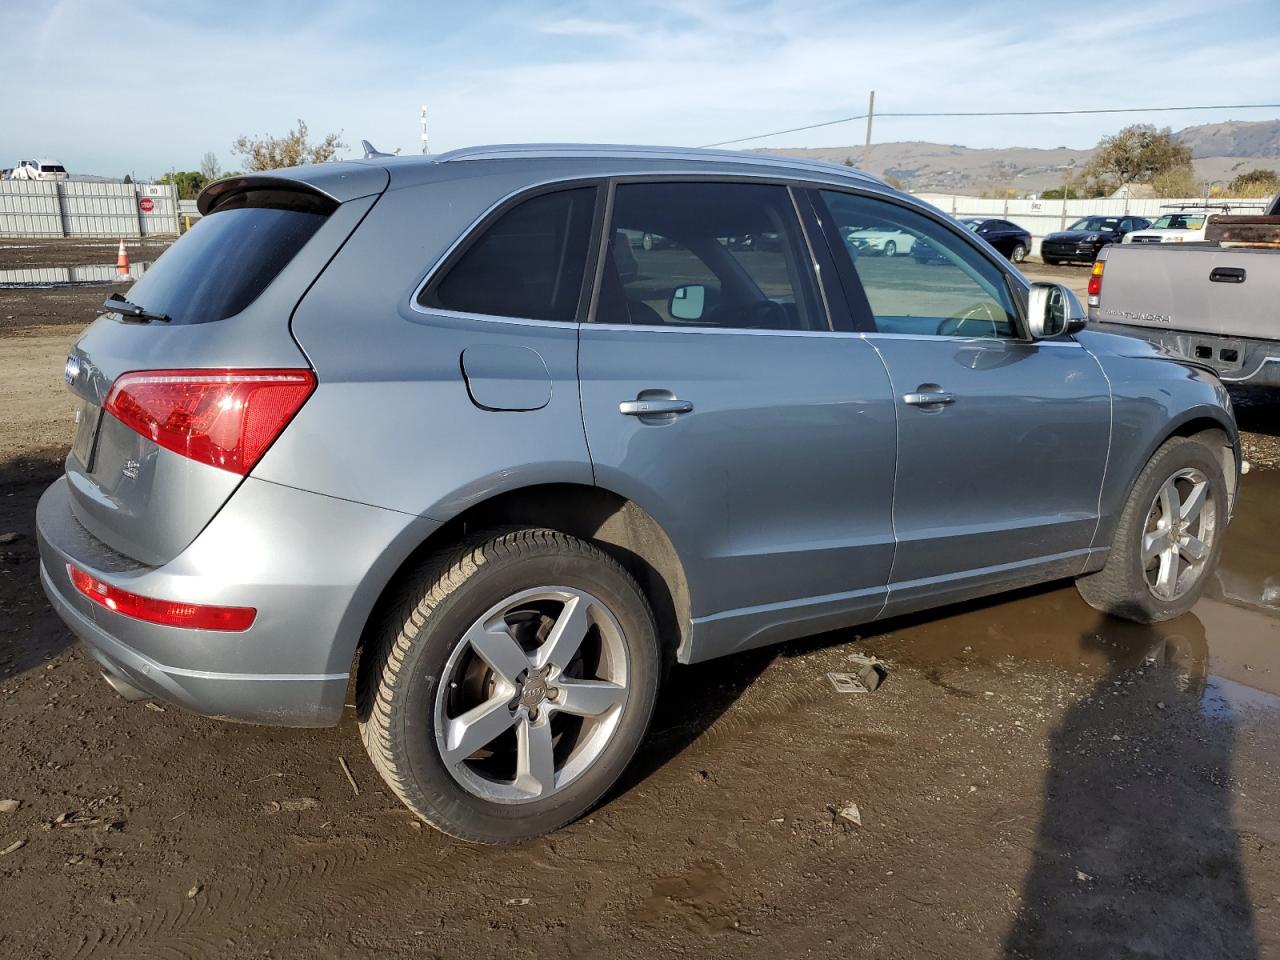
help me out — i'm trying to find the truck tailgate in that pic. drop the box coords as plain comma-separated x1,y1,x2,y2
1092,244,1278,341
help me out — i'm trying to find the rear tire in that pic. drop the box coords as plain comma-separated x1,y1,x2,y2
1011,243,1028,263
357,528,660,843
1076,436,1227,623
883,240,897,258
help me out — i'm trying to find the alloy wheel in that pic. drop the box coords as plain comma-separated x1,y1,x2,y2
1142,467,1216,601
434,587,630,803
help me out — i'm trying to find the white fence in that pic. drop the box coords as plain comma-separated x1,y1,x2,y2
911,194,1263,257
0,180,180,238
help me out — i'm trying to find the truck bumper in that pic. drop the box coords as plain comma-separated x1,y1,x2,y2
1088,320,1280,386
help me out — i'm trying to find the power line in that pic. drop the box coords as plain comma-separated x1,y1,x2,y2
700,102,1280,148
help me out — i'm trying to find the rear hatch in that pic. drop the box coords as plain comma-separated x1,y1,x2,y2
63,163,388,565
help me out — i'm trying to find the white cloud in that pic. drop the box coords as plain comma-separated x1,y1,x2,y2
1,0,1277,175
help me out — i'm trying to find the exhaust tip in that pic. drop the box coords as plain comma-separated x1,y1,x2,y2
100,669,148,702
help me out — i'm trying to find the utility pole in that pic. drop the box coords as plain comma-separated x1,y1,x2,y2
420,105,430,156
863,90,875,170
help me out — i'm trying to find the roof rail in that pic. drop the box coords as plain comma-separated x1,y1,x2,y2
432,143,887,186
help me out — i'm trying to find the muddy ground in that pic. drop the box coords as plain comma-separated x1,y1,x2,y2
1,240,1279,959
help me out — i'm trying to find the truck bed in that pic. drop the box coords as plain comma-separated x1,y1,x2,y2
1088,243,1280,386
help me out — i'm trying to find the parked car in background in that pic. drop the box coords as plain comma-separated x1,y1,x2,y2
1123,209,1214,245
38,145,1238,844
10,158,68,181
0,168,11,180
1041,215,1150,264
958,218,1032,262
842,225,915,257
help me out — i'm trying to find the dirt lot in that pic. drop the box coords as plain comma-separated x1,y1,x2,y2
2,241,1279,959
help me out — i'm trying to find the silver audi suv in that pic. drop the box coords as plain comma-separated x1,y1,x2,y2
37,145,1239,842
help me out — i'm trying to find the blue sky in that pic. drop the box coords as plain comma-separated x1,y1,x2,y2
5,0,1279,177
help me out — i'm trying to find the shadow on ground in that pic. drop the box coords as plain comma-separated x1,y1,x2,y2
0,451,72,682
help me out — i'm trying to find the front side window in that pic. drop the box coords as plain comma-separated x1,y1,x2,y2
422,187,596,323
819,190,1020,339
595,182,823,331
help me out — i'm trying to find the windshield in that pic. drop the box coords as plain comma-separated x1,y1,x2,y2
1148,214,1207,230
960,219,985,232
1069,217,1120,232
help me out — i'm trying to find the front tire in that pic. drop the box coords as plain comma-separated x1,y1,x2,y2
358,529,661,843
1076,436,1227,622
883,240,897,258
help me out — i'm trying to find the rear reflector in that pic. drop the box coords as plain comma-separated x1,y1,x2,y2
105,369,315,476
67,563,256,631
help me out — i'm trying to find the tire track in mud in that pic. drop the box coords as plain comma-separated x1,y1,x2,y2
69,662,850,959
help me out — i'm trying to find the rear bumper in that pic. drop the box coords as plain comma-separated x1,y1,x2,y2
37,474,436,727
40,560,349,725
1086,320,1280,386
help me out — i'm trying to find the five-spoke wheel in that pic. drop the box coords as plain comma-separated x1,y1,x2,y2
436,587,630,803
358,529,659,843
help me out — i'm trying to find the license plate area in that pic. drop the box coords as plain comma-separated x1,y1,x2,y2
70,398,102,469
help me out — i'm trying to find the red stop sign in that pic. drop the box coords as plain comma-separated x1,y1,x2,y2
139,197,154,213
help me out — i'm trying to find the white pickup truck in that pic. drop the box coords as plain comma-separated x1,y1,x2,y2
1088,192,1280,388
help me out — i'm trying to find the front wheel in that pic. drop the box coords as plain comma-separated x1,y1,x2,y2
1076,436,1227,622
883,240,897,258
358,529,661,843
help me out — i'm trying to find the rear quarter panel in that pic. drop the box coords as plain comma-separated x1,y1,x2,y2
255,164,597,519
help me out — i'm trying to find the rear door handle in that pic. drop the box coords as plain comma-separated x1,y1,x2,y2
619,398,694,416
1210,267,1246,284
903,391,955,407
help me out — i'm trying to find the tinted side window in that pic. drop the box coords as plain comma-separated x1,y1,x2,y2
819,191,1020,339
596,182,823,331
422,187,595,323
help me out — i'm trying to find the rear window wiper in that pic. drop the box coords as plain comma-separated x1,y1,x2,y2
102,293,170,323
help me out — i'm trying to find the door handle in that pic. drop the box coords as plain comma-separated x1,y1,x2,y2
619,398,694,417
1210,266,1246,284
903,391,955,407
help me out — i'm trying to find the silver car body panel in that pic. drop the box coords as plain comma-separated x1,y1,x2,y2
37,147,1239,725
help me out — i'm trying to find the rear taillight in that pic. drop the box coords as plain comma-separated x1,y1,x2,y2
1087,261,1104,305
67,563,256,631
104,369,315,476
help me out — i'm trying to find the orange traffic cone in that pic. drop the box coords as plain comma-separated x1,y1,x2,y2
116,240,130,279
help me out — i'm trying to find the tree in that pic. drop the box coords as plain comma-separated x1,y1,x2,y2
1151,166,1201,198
231,119,347,171
1081,124,1192,195
200,151,221,182
1228,168,1280,197
122,174,132,184
160,170,208,200
1040,186,1080,200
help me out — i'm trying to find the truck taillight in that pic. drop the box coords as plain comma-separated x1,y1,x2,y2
1087,261,1104,304
104,369,316,476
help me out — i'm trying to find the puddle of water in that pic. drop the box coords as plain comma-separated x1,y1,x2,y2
867,469,1280,718
0,262,151,288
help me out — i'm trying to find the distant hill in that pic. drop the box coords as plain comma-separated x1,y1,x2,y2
1175,119,1280,158
760,119,1280,195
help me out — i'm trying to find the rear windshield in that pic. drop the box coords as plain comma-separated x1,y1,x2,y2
123,189,332,325
41,164,66,173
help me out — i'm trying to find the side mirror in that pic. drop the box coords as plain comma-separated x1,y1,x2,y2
1027,282,1085,338
669,284,706,322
